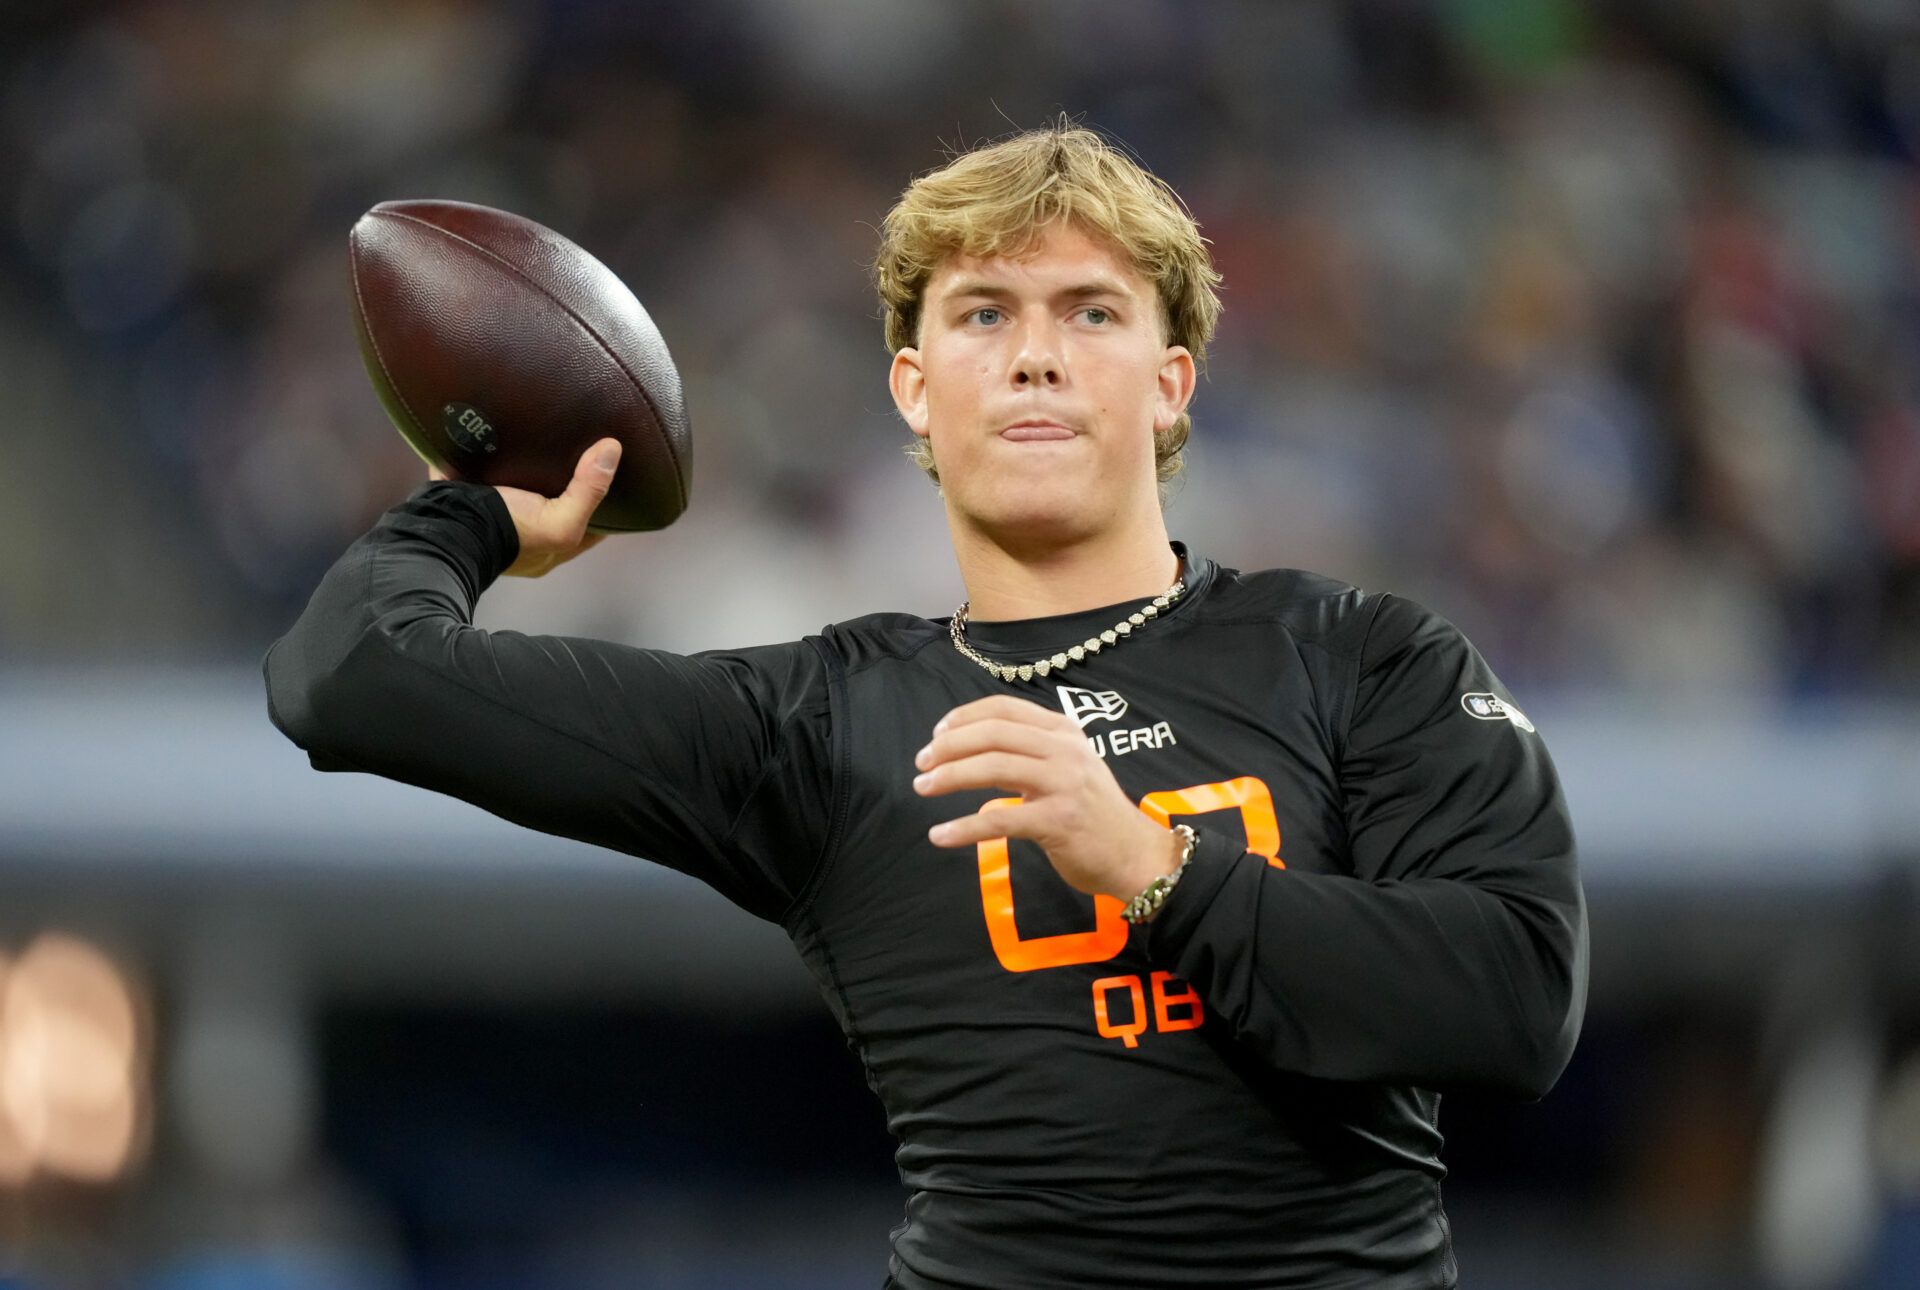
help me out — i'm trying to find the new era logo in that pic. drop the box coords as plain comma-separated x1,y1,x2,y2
1057,685,1129,728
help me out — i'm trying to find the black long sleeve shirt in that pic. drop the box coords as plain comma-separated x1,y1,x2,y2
263,481,1588,1289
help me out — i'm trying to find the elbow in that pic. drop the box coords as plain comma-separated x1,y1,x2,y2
1466,874,1589,1101
261,630,392,766
1499,995,1583,1101
1459,987,1581,1101
1498,921,1590,1101
263,637,318,751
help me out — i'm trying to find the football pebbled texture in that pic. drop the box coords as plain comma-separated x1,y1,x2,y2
349,199,690,533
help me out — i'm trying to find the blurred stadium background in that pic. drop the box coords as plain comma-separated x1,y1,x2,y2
2,0,1919,1286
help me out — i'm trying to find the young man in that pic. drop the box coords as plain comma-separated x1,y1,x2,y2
266,125,1587,1287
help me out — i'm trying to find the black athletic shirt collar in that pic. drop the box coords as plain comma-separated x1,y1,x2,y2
948,541,1214,658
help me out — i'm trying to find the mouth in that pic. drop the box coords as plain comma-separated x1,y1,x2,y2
999,420,1076,442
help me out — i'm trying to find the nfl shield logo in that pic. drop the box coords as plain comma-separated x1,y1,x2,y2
1459,691,1536,733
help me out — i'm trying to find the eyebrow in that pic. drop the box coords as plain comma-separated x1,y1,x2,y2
937,277,1138,306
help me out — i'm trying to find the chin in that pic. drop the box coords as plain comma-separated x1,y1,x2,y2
959,478,1110,550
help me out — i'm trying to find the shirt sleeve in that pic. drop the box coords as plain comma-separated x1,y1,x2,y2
261,480,835,923
1144,593,1588,1098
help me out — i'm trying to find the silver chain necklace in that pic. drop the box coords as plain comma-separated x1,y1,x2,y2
949,576,1185,684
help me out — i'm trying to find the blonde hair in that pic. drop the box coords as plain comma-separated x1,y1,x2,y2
875,122,1223,492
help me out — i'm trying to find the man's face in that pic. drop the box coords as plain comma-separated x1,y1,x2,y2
888,222,1195,551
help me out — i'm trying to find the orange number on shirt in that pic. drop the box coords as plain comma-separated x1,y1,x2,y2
1139,776,1284,870
976,797,1130,973
975,776,1282,974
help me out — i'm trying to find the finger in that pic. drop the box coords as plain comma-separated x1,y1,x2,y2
914,717,1062,771
428,464,449,481
540,438,621,541
913,749,1054,799
928,801,1041,848
933,694,1069,737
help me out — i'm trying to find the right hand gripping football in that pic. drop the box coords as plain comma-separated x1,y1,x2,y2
430,438,622,578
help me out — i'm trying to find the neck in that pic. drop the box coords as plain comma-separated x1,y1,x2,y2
950,514,1181,622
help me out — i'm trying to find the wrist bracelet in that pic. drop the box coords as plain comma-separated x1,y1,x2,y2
1121,824,1198,925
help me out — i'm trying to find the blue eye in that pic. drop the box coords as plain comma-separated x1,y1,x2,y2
1080,306,1111,325
969,307,1002,326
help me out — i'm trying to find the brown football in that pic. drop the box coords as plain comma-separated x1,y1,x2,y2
348,199,690,532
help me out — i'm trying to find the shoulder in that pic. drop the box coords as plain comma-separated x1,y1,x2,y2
1349,592,1480,678
1197,561,1473,665
811,611,947,675
691,614,943,681
1191,561,1382,658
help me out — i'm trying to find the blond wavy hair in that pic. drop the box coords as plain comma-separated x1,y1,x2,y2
875,122,1223,493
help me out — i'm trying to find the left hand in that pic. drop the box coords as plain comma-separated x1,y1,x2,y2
913,695,1184,902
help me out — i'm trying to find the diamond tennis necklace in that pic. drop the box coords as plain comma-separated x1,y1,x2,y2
949,576,1185,683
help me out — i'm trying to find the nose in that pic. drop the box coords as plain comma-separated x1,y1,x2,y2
1010,316,1064,389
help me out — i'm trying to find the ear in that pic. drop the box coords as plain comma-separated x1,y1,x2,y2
890,347,930,438
1153,346,1197,433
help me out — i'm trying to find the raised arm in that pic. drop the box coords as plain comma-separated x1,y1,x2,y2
1144,595,1588,1098
262,442,834,922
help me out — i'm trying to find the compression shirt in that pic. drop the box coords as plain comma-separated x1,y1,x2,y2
263,480,1588,1289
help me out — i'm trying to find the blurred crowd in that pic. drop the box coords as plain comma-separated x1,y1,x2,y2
4,0,1920,702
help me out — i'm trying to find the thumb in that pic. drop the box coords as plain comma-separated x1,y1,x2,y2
552,437,621,533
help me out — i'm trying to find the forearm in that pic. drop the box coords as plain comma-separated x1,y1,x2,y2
264,481,514,766
1146,829,1587,1098
261,480,834,919
259,480,633,834
259,477,689,845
